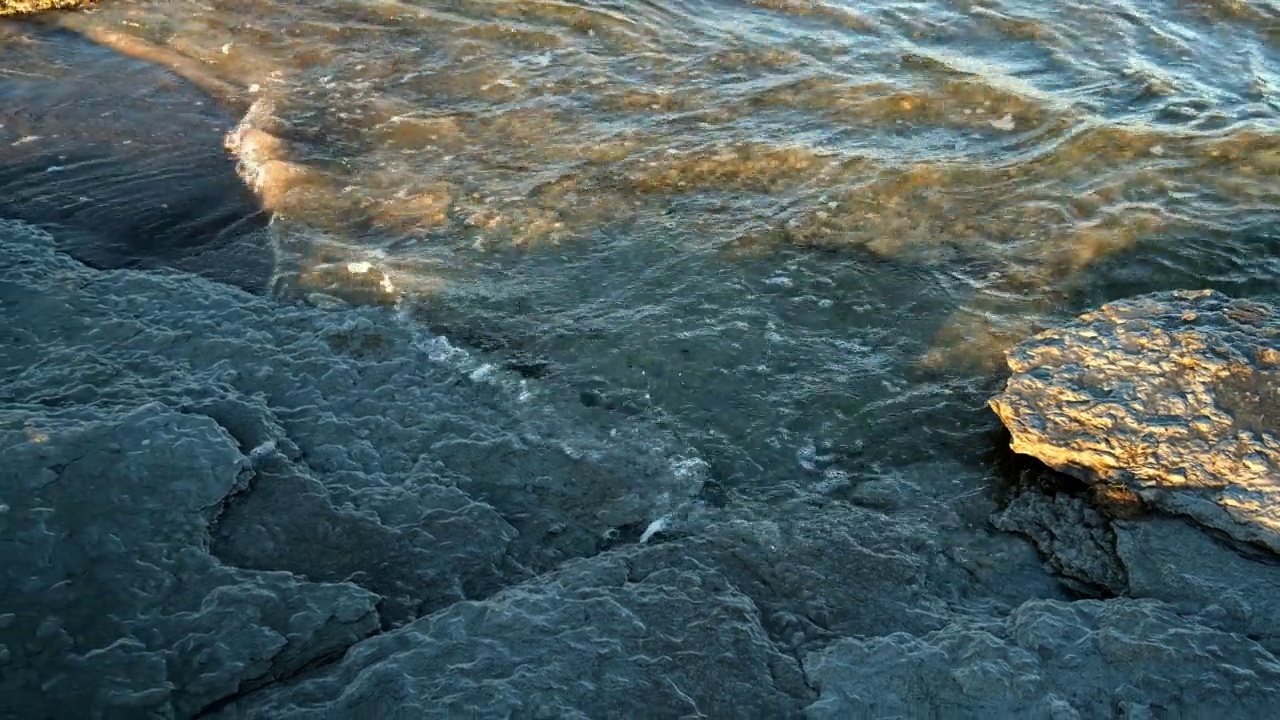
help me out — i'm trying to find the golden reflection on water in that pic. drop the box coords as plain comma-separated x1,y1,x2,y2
42,0,1280,365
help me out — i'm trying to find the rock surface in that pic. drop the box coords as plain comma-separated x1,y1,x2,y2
0,0,92,15
993,490,1128,597
6,221,1280,718
991,290,1280,551
218,551,811,719
804,597,1280,719
0,219,698,717
0,402,382,717
1113,517,1280,657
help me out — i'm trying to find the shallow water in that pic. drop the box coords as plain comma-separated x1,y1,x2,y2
3,0,1278,499
0,24,273,286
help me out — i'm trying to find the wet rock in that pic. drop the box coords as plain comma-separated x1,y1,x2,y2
987,470,1280,661
0,219,696,717
1112,517,1280,658
804,597,1280,719
990,290,1280,552
221,461,1072,717
0,403,382,719
993,491,1127,597
681,462,1065,646
0,23,272,291
13,216,1276,718
219,485,1062,719
210,461,521,627
217,551,811,719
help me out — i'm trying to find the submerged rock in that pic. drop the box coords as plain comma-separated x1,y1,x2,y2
7,220,1280,717
0,22,272,292
991,290,1280,552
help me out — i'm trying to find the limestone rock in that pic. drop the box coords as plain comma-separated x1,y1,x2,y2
992,491,1127,597
1112,517,1280,658
0,219,697,717
0,403,382,718
15,212,1277,718
804,597,1280,718
991,491,1280,659
217,463,1060,718
218,551,810,719
0,0,93,16
990,290,1280,551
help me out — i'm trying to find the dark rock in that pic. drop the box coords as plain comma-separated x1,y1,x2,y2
993,491,1127,597
217,551,812,719
805,597,1280,719
0,219,695,717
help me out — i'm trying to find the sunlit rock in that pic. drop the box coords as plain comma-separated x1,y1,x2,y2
991,290,1280,551
0,0,92,16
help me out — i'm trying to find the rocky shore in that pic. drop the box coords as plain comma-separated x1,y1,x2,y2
6,217,1280,717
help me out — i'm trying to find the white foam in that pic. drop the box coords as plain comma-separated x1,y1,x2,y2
639,514,672,543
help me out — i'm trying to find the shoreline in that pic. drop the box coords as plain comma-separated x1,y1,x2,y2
3,8,1280,717
5,215,1280,716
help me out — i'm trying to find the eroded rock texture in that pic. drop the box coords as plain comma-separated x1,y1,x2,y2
8,221,1280,718
991,290,1280,551
0,0,92,15
805,597,1280,719
0,219,698,717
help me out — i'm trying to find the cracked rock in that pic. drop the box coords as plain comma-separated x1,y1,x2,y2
993,491,1127,597
0,219,696,717
214,550,811,719
1112,517,1280,657
0,403,381,718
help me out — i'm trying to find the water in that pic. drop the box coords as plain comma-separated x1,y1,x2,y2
4,0,1279,500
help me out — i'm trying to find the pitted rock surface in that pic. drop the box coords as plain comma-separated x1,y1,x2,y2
804,597,1280,719
8,218,1280,718
0,219,698,717
992,491,1128,597
0,0,93,15
991,290,1280,551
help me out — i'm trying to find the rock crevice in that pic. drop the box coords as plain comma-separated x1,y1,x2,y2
8,222,1280,718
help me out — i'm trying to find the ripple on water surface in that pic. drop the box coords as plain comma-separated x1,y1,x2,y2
10,0,1279,496
0,23,273,289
